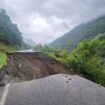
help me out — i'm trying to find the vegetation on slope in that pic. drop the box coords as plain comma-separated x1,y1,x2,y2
50,15,105,51
35,33,105,86
0,9,23,47
0,52,7,69
68,39,105,86
34,44,68,65
0,9,26,69
0,44,15,69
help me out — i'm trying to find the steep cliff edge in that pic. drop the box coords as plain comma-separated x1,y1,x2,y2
2,52,70,81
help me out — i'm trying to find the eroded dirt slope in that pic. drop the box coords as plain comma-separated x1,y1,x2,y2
2,52,70,80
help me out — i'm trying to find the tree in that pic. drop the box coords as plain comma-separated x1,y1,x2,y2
95,33,105,40
68,39,105,86
34,44,43,51
0,9,23,47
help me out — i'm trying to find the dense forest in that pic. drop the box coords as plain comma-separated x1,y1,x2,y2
50,15,105,51
0,9,23,47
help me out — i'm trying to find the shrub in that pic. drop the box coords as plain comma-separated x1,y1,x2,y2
68,39,105,86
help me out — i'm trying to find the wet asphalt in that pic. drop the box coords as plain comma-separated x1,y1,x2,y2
1,74,105,105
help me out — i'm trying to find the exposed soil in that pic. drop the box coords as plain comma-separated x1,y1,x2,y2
1,52,71,81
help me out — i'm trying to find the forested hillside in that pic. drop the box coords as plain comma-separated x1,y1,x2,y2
0,9,25,68
0,9,23,47
50,15,105,51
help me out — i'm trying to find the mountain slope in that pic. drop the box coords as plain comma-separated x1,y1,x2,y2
50,15,105,50
0,9,23,47
24,38,36,47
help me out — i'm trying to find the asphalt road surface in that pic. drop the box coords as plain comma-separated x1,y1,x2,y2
1,74,105,105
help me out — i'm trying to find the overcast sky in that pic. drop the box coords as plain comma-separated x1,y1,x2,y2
0,0,105,44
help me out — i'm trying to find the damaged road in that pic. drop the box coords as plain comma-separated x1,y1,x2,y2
1,51,70,81
0,52,105,105
1,74,105,105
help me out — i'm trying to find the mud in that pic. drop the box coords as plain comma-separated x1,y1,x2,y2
1,52,70,81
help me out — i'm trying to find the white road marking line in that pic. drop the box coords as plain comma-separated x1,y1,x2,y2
0,84,10,105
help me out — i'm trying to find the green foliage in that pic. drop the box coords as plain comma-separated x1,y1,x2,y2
34,44,68,65
95,33,105,40
0,9,23,47
0,9,29,69
34,44,43,52
0,52,7,69
68,39,105,86
44,46,68,64
35,40,105,86
0,44,15,69
0,44,15,52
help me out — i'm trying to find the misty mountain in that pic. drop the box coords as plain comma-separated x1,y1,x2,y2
24,38,36,47
50,15,105,51
0,9,23,47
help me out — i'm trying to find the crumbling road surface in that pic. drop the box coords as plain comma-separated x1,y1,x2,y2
0,74,105,105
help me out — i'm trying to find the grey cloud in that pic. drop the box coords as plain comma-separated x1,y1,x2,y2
0,0,105,44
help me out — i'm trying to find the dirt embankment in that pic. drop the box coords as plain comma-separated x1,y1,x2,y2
1,52,70,81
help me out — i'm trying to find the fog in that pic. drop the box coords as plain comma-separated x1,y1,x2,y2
0,0,105,44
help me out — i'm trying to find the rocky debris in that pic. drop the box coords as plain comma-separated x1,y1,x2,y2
1,52,70,81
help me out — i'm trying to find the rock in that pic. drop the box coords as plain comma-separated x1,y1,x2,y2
0,70,5,86
0,70,4,82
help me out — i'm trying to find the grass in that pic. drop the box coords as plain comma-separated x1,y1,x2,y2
0,52,7,69
0,44,15,69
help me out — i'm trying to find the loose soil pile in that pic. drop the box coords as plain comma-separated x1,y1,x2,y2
2,52,70,80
